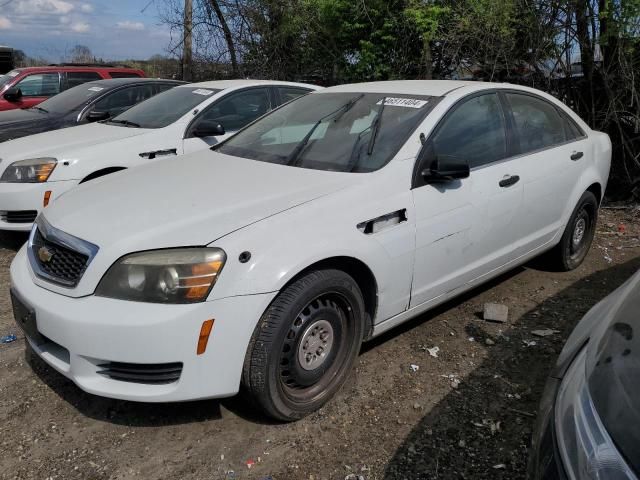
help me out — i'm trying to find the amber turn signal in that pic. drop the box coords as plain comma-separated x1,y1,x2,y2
197,319,215,355
43,190,52,207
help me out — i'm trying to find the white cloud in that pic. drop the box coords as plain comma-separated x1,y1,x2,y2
70,21,89,33
116,20,145,31
80,3,93,13
13,0,74,15
0,16,11,29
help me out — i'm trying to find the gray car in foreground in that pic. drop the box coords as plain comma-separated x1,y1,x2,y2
529,268,640,479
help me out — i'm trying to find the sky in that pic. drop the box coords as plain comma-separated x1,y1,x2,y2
0,0,173,61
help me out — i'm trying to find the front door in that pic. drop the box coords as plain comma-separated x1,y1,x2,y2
410,92,523,308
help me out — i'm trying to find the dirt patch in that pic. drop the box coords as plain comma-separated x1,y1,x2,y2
1,208,639,480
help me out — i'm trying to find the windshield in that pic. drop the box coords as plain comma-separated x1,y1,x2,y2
0,70,19,89
217,92,436,172
111,86,220,128
35,82,107,114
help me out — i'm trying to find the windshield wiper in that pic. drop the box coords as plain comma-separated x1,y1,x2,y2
30,106,49,113
107,119,141,128
345,96,387,172
285,94,365,166
367,96,386,155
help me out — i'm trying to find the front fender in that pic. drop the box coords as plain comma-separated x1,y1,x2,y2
208,181,416,325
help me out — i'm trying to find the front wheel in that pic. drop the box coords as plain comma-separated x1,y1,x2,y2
241,269,365,421
549,191,598,271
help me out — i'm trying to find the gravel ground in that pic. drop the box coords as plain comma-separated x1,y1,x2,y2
1,208,639,480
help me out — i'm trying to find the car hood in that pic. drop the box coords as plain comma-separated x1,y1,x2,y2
0,110,67,143
0,121,148,163
586,269,640,474
43,151,356,252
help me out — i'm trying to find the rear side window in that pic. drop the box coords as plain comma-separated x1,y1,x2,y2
505,93,567,153
432,93,507,168
15,73,60,97
108,72,143,79
561,113,585,141
277,86,311,105
66,71,102,89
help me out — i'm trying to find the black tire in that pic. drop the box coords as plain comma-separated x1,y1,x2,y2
549,191,598,271
241,269,365,421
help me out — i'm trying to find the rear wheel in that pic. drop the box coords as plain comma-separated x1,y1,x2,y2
550,191,598,271
242,269,365,421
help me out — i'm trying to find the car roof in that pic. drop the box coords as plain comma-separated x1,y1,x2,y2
319,80,513,97
179,79,320,90
11,66,143,73
81,78,185,88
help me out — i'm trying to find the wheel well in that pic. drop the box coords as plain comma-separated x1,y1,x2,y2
80,167,127,184
586,182,602,205
284,257,378,339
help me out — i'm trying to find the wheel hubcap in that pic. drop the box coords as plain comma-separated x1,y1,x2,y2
297,319,334,371
573,217,587,248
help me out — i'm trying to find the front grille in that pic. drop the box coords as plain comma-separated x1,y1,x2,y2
97,362,183,384
31,228,89,286
1,210,38,224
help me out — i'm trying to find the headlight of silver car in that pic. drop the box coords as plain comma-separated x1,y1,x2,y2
95,248,226,304
555,347,637,480
0,157,57,183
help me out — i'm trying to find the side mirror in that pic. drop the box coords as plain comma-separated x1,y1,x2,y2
4,87,22,102
421,155,470,183
192,121,225,138
86,110,110,122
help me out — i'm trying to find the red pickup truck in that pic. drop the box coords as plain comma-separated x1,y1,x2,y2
0,64,146,111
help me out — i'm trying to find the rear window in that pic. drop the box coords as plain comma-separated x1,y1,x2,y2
66,71,102,88
109,72,144,79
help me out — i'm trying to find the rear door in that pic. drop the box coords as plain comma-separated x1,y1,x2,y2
502,92,588,254
11,72,61,109
410,92,523,308
182,87,272,154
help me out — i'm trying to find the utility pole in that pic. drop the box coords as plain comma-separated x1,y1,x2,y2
182,0,193,82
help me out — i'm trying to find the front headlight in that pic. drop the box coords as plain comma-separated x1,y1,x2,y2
95,248,226,304
0,157,57,183
555,347,637,479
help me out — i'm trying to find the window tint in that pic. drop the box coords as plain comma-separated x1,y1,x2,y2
108,72,143,79
432,93,506,168
195,88,270,133
15,73,60,97
36,82,105,113
93,85,157,117
277,86,310,104
66,71,102,88
506,93,567,153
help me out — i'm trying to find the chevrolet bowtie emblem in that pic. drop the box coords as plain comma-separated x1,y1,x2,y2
38,246,54,263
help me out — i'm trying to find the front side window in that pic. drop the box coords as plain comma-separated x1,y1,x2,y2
15,73,60,97
192,88,270,133
218,92,436,173
506,93,567,153
110,86,220,129
93,85,156,116
432,93,507,168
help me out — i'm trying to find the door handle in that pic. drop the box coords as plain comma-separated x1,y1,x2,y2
570,151,584,161
499,175,520,188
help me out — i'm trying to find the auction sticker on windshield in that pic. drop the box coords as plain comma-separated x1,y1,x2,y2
377,97,429,108
192,89,214,96
88,87,105,92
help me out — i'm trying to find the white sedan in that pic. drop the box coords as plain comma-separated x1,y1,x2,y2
0,79,319,230
10,80,611,420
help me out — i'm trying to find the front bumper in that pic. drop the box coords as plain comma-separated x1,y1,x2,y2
10,246,277,402
0,180,77,231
